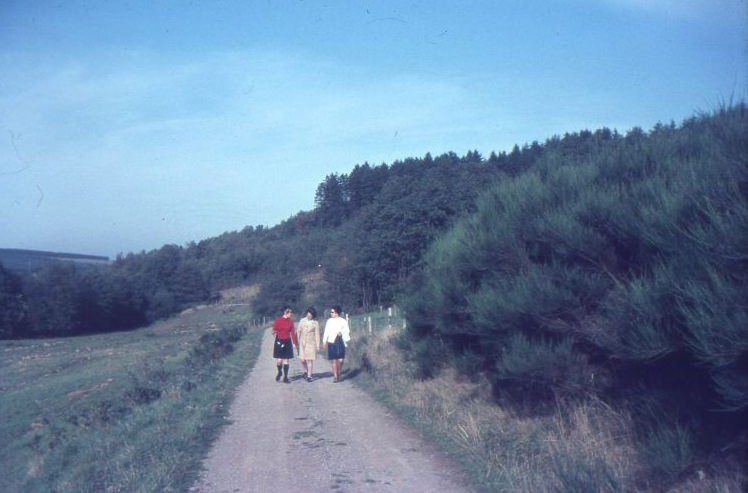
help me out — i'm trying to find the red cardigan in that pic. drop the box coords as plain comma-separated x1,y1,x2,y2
272,317,297,345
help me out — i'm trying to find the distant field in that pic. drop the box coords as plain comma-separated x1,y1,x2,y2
0,248,109,272
0,304,263,492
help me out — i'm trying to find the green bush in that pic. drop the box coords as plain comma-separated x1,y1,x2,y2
187,326,244,367
638,420,694,484
402,105,748,478
494,333,592,398
251,275,304,317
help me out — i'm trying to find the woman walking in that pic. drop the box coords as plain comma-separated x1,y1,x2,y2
272,305,297,383
322,305,351,383
297,307,320,382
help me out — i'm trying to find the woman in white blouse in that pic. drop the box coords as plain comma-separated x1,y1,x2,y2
322,305,351,383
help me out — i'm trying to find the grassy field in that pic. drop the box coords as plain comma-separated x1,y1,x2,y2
346,321,746,492
0,304,263,492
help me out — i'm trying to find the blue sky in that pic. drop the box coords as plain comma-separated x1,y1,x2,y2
1,0,745,258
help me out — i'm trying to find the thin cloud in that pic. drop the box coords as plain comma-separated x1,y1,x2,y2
600,0,746,21
1,48,498,253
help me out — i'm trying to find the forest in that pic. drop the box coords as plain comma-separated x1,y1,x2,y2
1,104,746,482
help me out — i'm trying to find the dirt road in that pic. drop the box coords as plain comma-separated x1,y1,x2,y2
192,328,474,492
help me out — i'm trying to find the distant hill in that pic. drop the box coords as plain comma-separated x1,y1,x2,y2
0,248,109,273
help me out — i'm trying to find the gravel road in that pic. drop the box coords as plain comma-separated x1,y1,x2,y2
192,327,474,492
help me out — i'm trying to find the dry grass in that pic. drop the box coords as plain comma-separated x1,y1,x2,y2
298,270,331,308
217,284,260,304
348,326,744,492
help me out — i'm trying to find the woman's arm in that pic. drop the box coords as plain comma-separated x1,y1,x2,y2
322,320,330,348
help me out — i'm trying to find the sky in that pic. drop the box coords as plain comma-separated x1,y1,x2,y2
1,0,746,258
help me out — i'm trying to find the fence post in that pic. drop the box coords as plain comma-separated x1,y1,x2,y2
367,316,372,334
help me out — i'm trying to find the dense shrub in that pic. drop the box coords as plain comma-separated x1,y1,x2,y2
187,326,245,367
402,105,747,476
251,275,304,317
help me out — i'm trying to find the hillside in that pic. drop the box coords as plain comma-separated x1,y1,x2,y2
1,105,745,341
398,104,747,489
0,104,745,489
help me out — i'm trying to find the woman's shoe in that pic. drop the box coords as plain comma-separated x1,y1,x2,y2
306,376,313,382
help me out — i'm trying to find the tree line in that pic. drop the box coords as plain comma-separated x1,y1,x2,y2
2,108,744,342
0,140,548,339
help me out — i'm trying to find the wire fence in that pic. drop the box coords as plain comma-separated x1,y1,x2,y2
348,306,406,335
248,316,270,329
246,306,406,333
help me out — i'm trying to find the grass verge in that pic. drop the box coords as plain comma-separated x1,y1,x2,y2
346,326,745,492
0,304,263,492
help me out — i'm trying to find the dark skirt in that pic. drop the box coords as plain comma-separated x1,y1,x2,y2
273,337,294,359
327,334,346,360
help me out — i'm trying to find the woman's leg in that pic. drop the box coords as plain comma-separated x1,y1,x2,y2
282,358,290,382
299,343,306,372
275,359,283,381
307,360,313,378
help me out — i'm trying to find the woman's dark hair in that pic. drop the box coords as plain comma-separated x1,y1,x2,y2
305,306,317,319
282,305,293,314
331,305,342,316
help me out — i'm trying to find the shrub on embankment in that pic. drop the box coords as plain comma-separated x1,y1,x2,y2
350,327,746,491
399,105,747,488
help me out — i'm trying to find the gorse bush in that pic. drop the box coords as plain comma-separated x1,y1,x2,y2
402,104,747,480
639,419,694,483
187,325,245,367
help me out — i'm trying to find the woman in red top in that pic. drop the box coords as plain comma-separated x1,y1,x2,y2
272,305,297,383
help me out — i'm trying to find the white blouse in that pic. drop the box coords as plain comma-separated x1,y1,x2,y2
322,316,351,346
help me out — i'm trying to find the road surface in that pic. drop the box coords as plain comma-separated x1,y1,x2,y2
192,327,474,492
